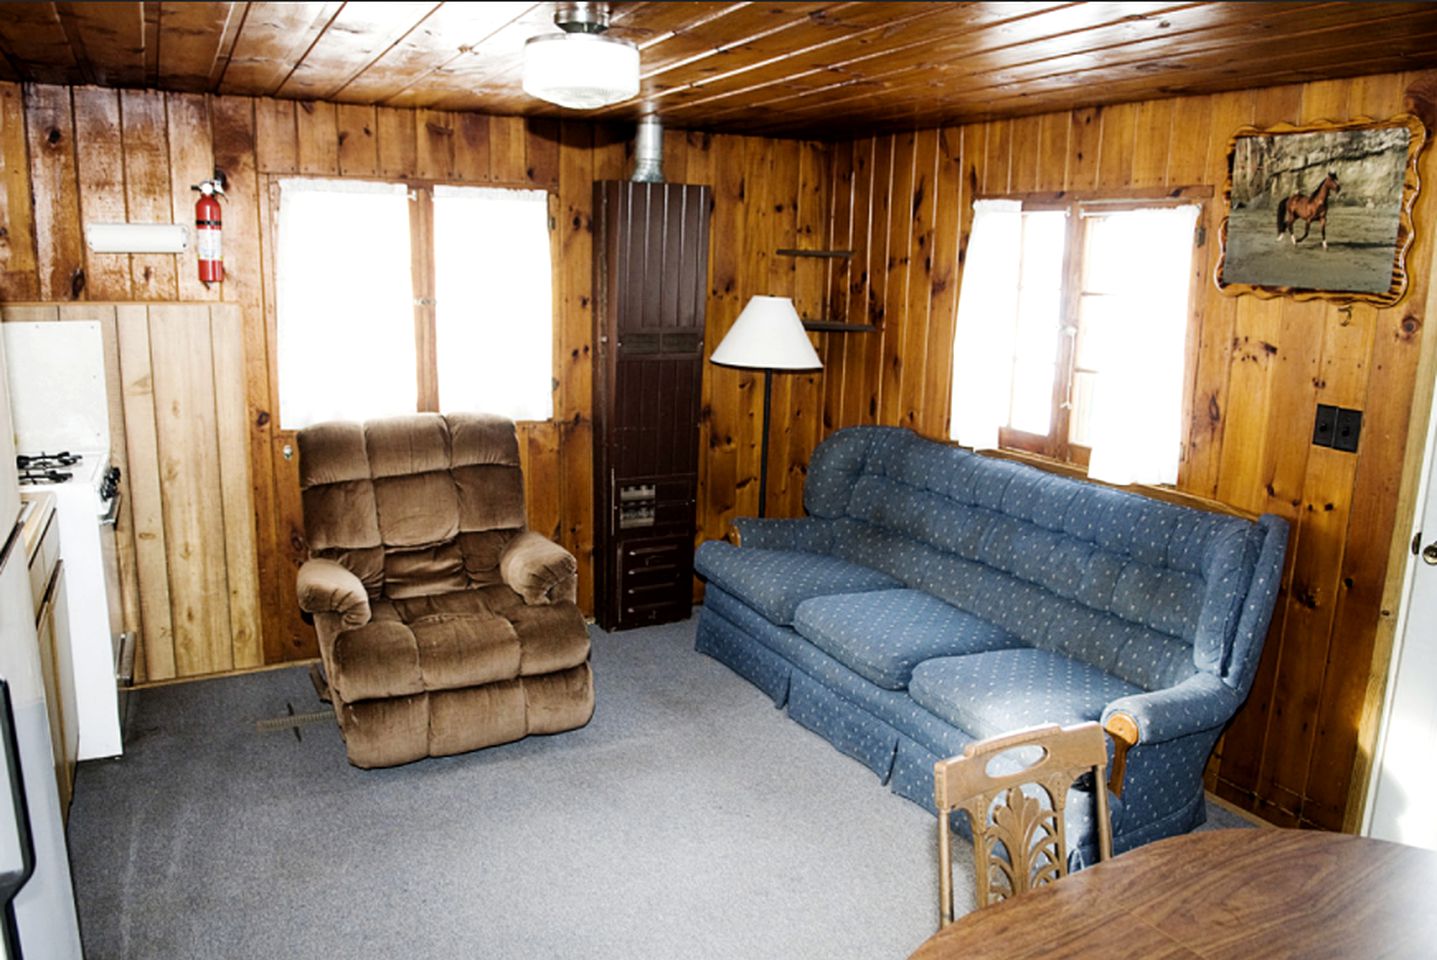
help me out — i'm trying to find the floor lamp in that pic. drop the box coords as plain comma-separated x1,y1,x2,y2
709,295,823,517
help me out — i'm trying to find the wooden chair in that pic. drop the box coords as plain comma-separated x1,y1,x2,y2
933,722,1113,926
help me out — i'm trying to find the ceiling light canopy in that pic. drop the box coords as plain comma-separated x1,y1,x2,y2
523,2,639,111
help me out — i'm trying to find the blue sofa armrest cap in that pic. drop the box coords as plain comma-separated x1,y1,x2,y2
1101,672,1244,745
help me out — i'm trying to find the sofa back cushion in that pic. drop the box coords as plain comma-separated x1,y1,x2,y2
807,427,1266,692
299,412,527,600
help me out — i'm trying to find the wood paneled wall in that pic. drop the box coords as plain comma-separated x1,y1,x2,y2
0,81,828,679
2,302,262,681
5,68,1422,830
816,73,1437,831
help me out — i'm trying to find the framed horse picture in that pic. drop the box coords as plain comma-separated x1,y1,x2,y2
1216,114,1426,306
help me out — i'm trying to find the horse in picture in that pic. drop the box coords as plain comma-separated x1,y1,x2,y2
1276,171,1340,249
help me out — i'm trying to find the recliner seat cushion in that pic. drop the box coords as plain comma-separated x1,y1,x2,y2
909,649,1144,740
695,542,900,625
409,613,520,690
387,586,590,676
792,589,1023,690
332,587,590,704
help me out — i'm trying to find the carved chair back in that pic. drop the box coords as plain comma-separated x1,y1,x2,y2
933,722,1113,926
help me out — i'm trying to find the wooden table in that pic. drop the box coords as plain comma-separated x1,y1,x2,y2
911,828,1437,959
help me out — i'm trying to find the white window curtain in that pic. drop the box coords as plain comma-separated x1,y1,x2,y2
433,185,554,421
949,199,1023,450
275,178,416,430
1083,205,1199,486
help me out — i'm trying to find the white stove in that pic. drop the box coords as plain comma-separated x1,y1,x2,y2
15,449,128,761
4,320,131,761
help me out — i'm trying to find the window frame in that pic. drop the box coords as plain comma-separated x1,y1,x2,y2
979,186,1212,479
264,174,559,425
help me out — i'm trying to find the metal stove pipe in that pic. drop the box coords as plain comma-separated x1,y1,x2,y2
632,117,664,183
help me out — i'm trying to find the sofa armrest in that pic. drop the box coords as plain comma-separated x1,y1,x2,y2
731,517,833,553
297,559,371,629
501,531,578,605
1101,673,1243,796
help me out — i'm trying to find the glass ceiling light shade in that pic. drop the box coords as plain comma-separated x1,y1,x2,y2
523,32,639,110
710,296,822,370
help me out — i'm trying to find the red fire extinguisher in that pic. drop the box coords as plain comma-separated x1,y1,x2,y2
193,177,225,285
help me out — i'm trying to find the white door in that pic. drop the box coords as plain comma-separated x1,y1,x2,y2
1367,387,1437,850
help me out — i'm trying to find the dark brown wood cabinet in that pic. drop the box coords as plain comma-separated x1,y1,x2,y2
592,180,712,631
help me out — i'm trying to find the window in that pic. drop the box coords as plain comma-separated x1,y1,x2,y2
950,198,1200,486
275,178,554,430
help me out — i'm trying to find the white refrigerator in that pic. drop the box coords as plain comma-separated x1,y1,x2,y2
0,333,83,957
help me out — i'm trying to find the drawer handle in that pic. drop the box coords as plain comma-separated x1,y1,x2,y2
627,545,675,557
628,562,677,574
626,582,673,596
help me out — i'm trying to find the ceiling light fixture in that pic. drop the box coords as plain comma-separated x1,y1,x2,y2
523,2,639,111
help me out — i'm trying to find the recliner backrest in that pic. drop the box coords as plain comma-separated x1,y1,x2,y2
298,412,528,600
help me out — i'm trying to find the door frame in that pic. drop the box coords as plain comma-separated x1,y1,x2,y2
1350,258,1437,833
1362,352,1437,836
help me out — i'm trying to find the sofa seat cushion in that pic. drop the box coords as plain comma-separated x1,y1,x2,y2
909,649,1144,740
792,589,1024,690
694,542,900,625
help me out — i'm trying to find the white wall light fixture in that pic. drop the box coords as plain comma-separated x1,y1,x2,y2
84,222,191,254
523,2,639,110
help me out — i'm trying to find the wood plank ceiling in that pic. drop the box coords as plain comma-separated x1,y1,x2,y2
2,2,1437,137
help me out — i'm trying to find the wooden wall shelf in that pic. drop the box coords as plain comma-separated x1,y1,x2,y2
802,320,877,332
776,248,855,258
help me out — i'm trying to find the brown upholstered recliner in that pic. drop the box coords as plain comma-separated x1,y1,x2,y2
294,412,594,768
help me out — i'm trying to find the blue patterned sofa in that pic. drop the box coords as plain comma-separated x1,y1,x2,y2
694,426,1287,862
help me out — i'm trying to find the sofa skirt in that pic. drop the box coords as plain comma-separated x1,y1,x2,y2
695,590,1192,867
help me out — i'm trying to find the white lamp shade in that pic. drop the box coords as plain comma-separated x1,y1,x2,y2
710,296,822,371
523,33,639,110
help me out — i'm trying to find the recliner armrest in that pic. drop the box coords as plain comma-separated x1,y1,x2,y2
297,558,371,629
500,531,577,605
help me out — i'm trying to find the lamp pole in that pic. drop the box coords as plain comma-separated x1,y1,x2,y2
758,367,773,518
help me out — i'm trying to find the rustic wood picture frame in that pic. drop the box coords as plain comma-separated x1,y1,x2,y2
1215,114,1426,306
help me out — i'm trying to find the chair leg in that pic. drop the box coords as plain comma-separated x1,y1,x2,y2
1094,761,1114,861
938,809,953,928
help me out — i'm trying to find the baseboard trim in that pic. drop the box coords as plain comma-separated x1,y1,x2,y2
1206,790,1276,828
131,658,322,690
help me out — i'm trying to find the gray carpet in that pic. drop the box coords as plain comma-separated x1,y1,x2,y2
68,615,1249,959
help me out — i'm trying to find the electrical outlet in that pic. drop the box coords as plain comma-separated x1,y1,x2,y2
1334,408,1363,453
1313,404,1338,448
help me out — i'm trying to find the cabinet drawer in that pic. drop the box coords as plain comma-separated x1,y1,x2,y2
621,537,688,573
616,535,693,628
